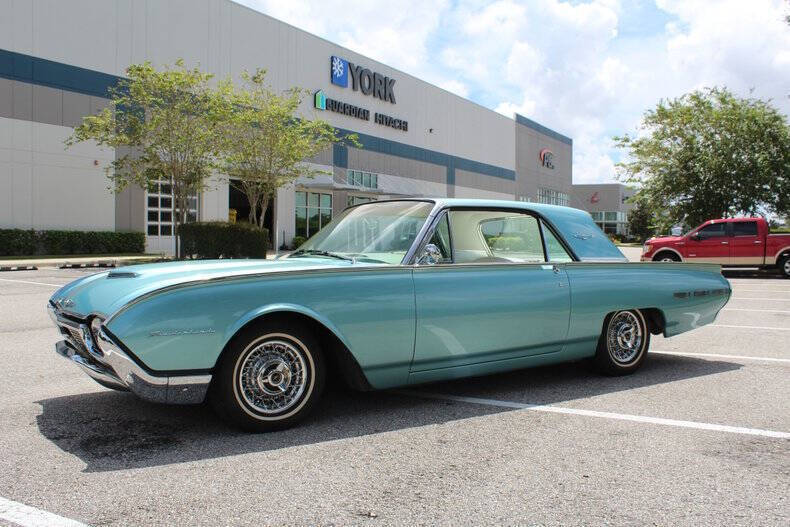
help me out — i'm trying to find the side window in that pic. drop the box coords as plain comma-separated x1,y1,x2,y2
732,221,758,237
541,221,573,262
697,223,727,238
426,214,452,263
445,210,545,263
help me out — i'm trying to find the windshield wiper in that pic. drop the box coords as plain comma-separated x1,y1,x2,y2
290,249,355,262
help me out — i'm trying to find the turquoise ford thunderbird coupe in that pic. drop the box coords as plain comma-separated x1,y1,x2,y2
49,199,731,431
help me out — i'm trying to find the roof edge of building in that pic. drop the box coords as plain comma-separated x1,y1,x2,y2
514,114,572,146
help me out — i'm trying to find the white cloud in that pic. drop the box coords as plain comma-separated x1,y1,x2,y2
238,0,790,185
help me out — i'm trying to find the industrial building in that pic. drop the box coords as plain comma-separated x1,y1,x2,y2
1,0,573,253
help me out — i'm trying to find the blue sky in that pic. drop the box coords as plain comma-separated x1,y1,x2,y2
239,0,790,183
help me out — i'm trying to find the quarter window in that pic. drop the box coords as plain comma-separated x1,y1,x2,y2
541,221,573,262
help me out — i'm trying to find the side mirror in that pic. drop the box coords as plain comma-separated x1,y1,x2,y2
691,233,701,241
417,243,443,265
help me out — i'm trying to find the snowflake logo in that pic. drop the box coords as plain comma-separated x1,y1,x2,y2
332,56,344,77
330,56,348,87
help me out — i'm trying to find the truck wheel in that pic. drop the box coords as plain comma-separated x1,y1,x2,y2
653,251,680,262
780,255,790,278
210,319,326,432
594,310,650,376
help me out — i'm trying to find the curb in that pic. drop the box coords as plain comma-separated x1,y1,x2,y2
0,265,38,272
59,262,116,269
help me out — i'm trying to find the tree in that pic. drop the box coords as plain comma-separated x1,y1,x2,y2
67,60,233,257
224,70,358,230
614,87,790,233
626,198,654,242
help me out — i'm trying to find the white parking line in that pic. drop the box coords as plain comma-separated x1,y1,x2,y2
0,278,62,287
734,289,790,293
710,324,790,331
651,350,790,363
722,308,790,314
0,496,88,527
729,297,790,301
399,391,790,439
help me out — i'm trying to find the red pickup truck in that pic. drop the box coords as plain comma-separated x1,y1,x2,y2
641,217,790,277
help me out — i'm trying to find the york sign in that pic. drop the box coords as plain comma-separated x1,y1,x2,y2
331,56,396,104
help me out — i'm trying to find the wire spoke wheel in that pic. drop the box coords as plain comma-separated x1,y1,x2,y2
606,311,645,365
238,339,308,415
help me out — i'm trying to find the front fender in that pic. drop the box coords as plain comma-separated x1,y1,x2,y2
221,303,354,357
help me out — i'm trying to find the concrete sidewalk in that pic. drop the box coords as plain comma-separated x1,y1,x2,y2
0,255,165,269
1,251,293,270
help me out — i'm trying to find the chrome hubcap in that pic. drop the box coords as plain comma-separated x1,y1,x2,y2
784,259,790,275
607,311,644,364
238,339,307,415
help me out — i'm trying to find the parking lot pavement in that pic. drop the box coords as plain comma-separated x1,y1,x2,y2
0,268,788,526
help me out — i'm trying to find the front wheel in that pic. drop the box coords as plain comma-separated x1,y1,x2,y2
210,320,326,432
594,310,650,375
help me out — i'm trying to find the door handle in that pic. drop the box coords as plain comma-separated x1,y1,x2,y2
552,265,561,274
754,240,762,244
721,241,729,245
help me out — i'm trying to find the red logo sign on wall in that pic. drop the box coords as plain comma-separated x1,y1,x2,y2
590,192,600,204
539,148,554,169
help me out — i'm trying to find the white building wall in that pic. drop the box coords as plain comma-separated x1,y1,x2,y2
0,116,114,230
0,0,516,171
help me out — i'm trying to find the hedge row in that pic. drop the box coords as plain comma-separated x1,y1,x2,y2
0,229,145,256
179,222,268,259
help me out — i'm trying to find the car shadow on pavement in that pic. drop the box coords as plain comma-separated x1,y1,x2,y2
35,353,740,473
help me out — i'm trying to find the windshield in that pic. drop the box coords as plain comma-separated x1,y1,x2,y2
290,201,434,264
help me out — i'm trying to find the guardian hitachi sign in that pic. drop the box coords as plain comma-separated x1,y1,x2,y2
331,56,396,104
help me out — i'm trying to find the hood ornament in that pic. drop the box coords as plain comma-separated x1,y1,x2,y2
55,298,75,309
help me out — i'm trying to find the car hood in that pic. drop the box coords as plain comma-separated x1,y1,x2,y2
49,257,363,319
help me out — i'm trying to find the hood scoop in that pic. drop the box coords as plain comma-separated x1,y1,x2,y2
107,271,140,279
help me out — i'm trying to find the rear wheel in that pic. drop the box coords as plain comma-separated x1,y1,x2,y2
780,255,790,278
653,251,680,262
210,319,326,432
594,310,650,375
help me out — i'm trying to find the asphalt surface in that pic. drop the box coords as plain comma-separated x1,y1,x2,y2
0,259,788,526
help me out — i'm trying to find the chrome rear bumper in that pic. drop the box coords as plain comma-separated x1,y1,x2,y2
49,304,211,404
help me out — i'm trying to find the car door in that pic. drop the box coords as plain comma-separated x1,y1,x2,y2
686,222,730,263
729,220,763,265
411,208,571,373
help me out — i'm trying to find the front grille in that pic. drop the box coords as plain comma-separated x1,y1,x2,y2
57,322,91,356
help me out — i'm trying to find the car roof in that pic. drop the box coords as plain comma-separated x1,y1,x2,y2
381,197,578,215
377,198,627,262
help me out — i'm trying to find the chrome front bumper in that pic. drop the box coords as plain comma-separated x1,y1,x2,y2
49,304,211,404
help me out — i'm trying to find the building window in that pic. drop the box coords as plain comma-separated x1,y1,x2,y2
348,195,376,207
146,180,197,237
346,169,378,189
537,188,569,206
295,190,332,239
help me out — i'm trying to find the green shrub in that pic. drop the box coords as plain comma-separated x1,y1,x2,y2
179,222,268,259
0,229,144,256
291,236,307,249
